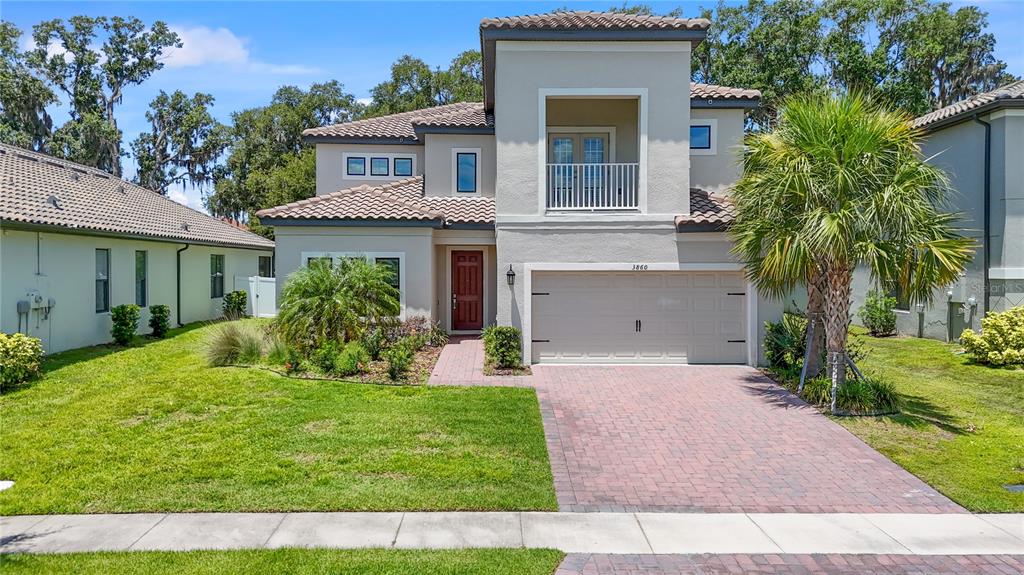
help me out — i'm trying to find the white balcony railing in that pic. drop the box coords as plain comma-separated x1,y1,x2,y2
546,163,639,211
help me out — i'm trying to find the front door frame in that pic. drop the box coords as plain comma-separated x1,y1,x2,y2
446,246,490,333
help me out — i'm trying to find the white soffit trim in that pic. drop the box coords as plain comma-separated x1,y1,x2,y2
496,41,692,53
990,267,1024,280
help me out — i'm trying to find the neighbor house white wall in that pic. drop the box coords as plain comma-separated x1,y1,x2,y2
0,227,270,353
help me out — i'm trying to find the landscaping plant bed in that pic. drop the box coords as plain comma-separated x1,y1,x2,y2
247,344,442,385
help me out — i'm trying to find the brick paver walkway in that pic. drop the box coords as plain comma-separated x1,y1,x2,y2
429,340,962,514
556,554,1024,574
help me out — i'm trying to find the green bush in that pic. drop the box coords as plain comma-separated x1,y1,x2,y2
482,325,522,369
148,304,171,338
428,321,449,347
311,341,343,374
203,322,264,366
110,304,140,346
275,258,399,351
764,312,808,370
385,343,414,381
362,328,386,361
334,342,370,377
799,374,902,414
0,332,44,388
960,306,1024,366
223,291,248,320
858,290,897,337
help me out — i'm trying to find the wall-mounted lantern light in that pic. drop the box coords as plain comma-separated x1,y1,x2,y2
506,264,516,286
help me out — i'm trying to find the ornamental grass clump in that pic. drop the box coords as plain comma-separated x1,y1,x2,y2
960,306,1024,366
203,322,265,367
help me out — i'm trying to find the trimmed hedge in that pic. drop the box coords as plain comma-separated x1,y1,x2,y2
961,306,1024,366
148,304,171,338
482,325,522,369
110,304,140,346
0,332,43,388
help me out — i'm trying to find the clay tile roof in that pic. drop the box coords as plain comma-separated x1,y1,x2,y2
914,80,1024,130
675,188,736,231
0,143,273,249
691,82,761,101
304,102,491,141
480,10,710,31
256,176,495,226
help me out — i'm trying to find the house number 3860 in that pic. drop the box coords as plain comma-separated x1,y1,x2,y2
632,264,649,271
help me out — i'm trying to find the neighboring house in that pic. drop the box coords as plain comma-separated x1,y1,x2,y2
259,11,784,365
0,143,275,353
851,80,1024,341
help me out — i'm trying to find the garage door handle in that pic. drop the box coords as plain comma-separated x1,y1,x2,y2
727,292,746,296
635,319,641,333
727,339,746,343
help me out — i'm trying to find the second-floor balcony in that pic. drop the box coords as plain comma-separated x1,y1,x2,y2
546,162,640,211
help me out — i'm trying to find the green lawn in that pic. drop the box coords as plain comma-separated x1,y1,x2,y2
0,548,565,575
0,322,556,514
841,330,1024,512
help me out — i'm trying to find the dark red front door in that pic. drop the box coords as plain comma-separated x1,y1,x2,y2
452,250,484,330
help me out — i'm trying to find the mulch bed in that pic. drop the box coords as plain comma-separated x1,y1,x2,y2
237,345,444,386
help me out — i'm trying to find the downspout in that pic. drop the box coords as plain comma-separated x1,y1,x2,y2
972,114,991,318
176,244,190,327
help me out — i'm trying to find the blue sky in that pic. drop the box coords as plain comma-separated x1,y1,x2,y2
4,1,1023,211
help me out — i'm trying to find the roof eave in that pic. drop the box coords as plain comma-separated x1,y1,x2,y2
916,99,1024,133
675,221,731,233
0,219,275,250
260,217,444,229
691,99,760,110
413,125,495,137
481,27,708,111
302,135,421,145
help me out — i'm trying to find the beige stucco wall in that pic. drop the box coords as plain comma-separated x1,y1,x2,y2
273,225,497,331
494,41,692,217
0,227,270,353
495,226,781,365
422,133,497,197
315,143,424,195
690,108,745,193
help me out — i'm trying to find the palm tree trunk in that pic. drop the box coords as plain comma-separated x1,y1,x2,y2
823,265,853,413
802,268,826,383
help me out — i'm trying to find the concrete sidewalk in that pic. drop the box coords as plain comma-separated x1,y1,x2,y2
2,512,1022,555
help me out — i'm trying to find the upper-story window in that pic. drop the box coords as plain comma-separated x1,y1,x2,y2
346,156,366,176
453,148,480,194
370,157,389,176
343,152,415,181
690,119,717,156
394,157,413,177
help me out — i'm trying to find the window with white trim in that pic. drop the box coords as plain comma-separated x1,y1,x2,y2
210,254,225,299
452,148,480,194
95,248,110,313
342,153,415,181
689,119,718,156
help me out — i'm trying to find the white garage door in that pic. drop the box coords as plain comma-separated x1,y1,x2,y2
531,271,747,364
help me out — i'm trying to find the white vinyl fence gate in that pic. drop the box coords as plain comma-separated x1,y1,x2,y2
235,275,277,318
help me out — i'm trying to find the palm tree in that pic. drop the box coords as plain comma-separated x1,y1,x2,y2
730,92,974,409
275,258,400,350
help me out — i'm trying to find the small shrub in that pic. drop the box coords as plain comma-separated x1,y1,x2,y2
311,341,343,374
110,304,140,346
265,334,290,365
428,321,449,347
865,377,903,413
148,304,171,338
406,333,428,352
362,328,386,361
482,326,523,369
0,332,44,388
764,312,808,370
960,306,1024,366
203,322,264,367
858,290,897,337
800,377,832,406
223,290,248,320
334,342,370,377
385,344,414,381
284,347,304,374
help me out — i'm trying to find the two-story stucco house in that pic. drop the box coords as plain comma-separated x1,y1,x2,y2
259,11,784,365
852,80,1024,341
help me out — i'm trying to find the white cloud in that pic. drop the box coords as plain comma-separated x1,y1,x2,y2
164,26,248,68
167,184,207,212
164,25,321,76
356,97,373,106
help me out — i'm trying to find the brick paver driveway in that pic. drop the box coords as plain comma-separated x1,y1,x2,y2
531,365,961,513
430,340,962,514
